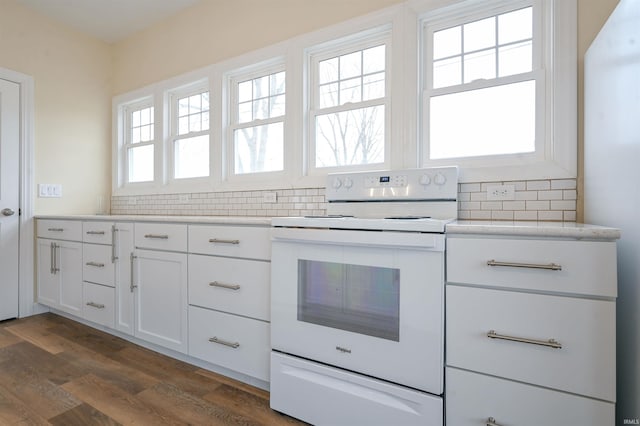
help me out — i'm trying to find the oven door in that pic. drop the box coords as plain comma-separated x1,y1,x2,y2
271,227,444,394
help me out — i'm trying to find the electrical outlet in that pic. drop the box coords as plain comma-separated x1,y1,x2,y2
486,184,515,200
263,192,277,203
38,184,62,198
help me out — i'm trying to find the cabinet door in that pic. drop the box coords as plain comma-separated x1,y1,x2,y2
114,223,135,336
133,249,188,353
37,238,59,307
57,240,83,316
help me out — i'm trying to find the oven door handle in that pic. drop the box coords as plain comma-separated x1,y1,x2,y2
271,227,444,250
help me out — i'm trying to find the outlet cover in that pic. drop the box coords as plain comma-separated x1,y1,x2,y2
486,184,515,200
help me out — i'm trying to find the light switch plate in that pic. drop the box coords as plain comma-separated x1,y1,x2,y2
38,184,62,198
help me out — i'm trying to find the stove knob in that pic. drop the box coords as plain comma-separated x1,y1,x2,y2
434,172,447,185
419,174,432,186
332,178,342,189
343,178,353,189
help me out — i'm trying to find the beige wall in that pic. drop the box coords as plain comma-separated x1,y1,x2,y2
1,0,620,216
1,0,112,215
576,0,620,221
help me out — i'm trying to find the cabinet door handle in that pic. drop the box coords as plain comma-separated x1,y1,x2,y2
111,225,118,263
487,330,562,349
130,252,138,292
145,234,169,239
85,261,105,268
487,417,503,426
86,230,105,235
208,337,240,349
208,238,240,245
50,242,55,274
47,227,64,232
86,302,105,309
209,281,241,290
487,259,562,271
52,243,60,274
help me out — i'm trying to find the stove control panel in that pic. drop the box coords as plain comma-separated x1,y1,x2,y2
327,166,458,202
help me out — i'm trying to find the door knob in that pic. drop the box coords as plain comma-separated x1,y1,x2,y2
1,208,15,216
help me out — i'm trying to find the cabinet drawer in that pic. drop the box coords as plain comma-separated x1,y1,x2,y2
446,367,614,426
135,223,187,252
446,237,617,297
188,225,270,260
82,282,115,328
82,221,113,244
83,244,114,287
188,254,270,321
446,285,615,401
188,306,269,381
37,219,82,241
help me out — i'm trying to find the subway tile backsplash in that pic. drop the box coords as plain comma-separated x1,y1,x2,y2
111,178,577,222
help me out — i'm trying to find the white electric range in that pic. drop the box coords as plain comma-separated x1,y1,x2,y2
270,166,458,426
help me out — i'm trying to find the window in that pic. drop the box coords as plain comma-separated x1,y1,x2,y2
309,33,389,171
230,68,285,175
124,101,155,183
423,2,542,162
170,87,210,179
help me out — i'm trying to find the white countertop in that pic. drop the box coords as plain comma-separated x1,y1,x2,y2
446,220,621,240
35,214,273,226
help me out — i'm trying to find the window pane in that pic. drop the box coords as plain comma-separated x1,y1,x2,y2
499,7,532,45
319,83,339,109
178,98,189,117
464,16,495,52
238,101,252,123
270,94,286,117
201,92,210,111
253,98,269,120
433,26,461,59
132,110,141,127
499,41,532,77
253,75,269,99
464,49,496,83
234,122,284,174
433,57,462,88
140,107,152,125
131,127,141,144
178,117,188,135
363,72,385,101
189,94,201,114
315,105,385,167
363,45,385,74
174,135,209,179
429,80,536,159
140,124,152,142
189,113,201,133
339,77,362,104
319,57,339,84
202,111,210,131
128,145,154,183
271,71,286,95
238,80,252,103
340,51,362,80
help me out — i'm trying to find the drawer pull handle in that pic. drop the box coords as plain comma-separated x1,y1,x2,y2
209,281,241,290
487,259,562,271
145,234,169,239
209,238,240,245
85,261,105,268
86,230,105,235
47,227,64,232
487,417,502,426
208,337,240,349
487,330,562,349
86,302,105,309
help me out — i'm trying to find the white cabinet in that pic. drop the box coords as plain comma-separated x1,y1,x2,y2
187,223,271,380
445,234,617,425
36,220,83,316
130,223,188,353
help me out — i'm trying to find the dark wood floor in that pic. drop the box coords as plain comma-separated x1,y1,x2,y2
0,313,305,425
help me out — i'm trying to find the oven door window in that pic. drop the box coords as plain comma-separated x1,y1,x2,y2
297,259,400,341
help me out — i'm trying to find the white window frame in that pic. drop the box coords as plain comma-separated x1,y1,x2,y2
226,61,288,182
117,97,158,188
306,27,393,175
167,81,212,184
418,0,577,182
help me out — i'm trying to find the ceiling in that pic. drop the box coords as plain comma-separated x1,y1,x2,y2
15,0,202,43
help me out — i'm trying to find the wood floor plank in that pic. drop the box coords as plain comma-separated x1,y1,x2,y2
47,318,128,356
5,321,74,355
0,384,50,425
48,403,122,426
196,369,270,401
0,327,21,349
138,382,261,426
0,356,82,419
0,341,81,386
62,373,186,425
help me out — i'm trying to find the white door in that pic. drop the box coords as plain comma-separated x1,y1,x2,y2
0,78,20,321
